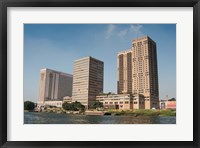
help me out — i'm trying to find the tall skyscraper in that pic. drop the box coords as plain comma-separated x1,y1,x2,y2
117,49,133,95
38,68,73,104
117,36,159,109
72,56,104,108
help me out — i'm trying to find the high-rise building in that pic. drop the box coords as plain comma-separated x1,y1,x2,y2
72,56,104,108
117,36,159,109
117,49,133,95
38,68,73,104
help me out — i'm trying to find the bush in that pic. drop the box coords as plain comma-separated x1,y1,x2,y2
24,101,35,110
168,98,176,101
62,102,71,110
62,101,85,112
89,101,103,109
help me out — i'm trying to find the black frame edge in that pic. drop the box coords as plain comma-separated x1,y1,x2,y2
194,1,200,147
0,0,199,7
0,0,2,146
1,0,7,147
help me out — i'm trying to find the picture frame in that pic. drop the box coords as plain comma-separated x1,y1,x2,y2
0,0,199,147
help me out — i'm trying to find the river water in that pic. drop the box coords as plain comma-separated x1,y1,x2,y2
24,112,176,124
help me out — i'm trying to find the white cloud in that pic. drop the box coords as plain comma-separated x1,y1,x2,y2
129,24,143,38
105,24,116,39
118,29,128,38
105,24,143,40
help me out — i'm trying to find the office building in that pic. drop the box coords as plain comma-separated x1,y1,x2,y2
117,36,159,109
38,68,73,104
72,56,104,108
117,49,133,94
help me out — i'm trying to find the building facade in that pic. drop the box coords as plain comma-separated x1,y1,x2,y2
117,36,159,109
96,94,133,110
117,49,133,94
63,96,72,103
159,100,176,110
133,94,145,110
38,68,73,104
43,100,63,108
72,56,104,108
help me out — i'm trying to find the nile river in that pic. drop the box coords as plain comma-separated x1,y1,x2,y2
24,112,176,124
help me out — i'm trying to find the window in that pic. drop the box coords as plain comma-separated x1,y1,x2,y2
125,101,129,104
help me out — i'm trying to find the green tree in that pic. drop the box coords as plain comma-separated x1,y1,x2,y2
62,101,85,111
24,101,35,110
62,102,71,110
90,101,103,109
73,101,85,111
169,98,176,101
107,92,112,95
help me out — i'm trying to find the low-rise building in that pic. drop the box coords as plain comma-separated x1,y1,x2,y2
96,94,146,110
37,96,73,109
159,100,166,109
166,101,176,109
63,96,72,103
44,100,63,108
37,99,63,109
96,94,133,110
159,99,176,110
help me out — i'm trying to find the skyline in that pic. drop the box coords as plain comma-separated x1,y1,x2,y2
24,24,176,102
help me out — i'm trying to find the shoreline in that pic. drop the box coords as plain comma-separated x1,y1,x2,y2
107,109,176,117
24,109,176,117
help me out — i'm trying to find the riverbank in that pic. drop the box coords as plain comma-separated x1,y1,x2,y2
107,109,176,116
25,108,176,117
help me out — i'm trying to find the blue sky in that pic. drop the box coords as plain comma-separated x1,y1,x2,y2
24,24,176,102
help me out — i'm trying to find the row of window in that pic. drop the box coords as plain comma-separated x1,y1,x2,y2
104,101,130,105
45,102,62,106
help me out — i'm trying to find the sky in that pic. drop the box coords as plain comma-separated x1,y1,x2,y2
24,24,176,103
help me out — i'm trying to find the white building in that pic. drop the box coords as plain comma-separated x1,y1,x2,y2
37,68,73,106
63,96,72,103
43,100,63,108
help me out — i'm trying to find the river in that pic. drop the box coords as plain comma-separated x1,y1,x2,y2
24,112,176,124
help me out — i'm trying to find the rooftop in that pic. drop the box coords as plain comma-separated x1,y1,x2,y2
117,49,132,55
74,56,104,63
40,68,73,77
132,35,156,43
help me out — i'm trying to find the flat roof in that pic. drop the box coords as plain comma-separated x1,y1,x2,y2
132,35,156,43
117,49,132,55
40,68,73,77
96,94,131,97
74,56,104,63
